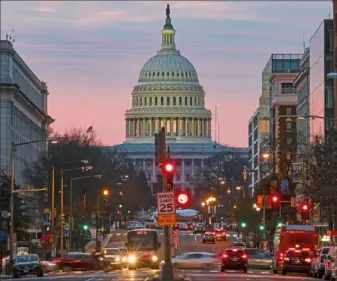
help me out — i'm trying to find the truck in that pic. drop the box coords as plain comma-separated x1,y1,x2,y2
272,224,318,274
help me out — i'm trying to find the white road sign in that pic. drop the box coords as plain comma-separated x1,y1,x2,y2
157,192,176,215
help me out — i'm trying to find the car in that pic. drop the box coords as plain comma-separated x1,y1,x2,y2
194,223,205,233
53,252,97,271
232,241,246,248
311,246,336,278
221,248,248,273
280,248,312,276
12,254,44,278
202,232,216,244
214,229,226,241
99,248,124,272
171,252,219,269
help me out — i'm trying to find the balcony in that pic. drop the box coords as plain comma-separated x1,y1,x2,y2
281,87,297,94
272,93,297,106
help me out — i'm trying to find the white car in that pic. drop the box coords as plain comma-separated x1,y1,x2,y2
171,252,219,269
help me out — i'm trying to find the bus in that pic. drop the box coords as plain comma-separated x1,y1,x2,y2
125,229,161,270
272,224,318,273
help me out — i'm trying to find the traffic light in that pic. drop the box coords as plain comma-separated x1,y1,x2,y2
270,194,280,211
162,160,174,191
240,221,247,228
301,203,310,220
119,204,123,208
82,224,89,231
176,191,190,207
259,225,265,231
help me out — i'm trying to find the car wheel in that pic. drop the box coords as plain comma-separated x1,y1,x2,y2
37,273,44,277
281,269,287,275
243,268,247,274
220,267,225,273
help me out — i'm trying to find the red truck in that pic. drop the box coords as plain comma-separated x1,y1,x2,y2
272,224,318,274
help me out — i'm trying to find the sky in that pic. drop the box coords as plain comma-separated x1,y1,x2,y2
1,1,332,147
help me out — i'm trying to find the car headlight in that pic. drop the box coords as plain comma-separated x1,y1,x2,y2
151,255,158,262
99,257,103,261
116,256,121,262
122,257,127,262
128,255,137,263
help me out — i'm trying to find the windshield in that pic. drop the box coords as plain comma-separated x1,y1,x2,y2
103,249,119,255
127,230,157,251
15,255,39,263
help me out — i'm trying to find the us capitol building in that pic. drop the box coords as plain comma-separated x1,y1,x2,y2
113,6,248,189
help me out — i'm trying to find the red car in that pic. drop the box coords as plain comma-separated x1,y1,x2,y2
53,252,97,271
214,229,226,241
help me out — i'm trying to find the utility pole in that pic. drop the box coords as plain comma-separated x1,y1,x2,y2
156,127,174,281
60,168,64,256
69,177,73,251
51,166,55,257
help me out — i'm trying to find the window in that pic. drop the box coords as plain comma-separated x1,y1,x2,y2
286,137,292,145
185,97,187,105
190,97,192,105
179,97,182,105
161,97,164,105
155,97,158,106
149,97,152,106
173,97,176,105
286,107,292,115
176,173,181,181
167,97,170,105
286,121,292,130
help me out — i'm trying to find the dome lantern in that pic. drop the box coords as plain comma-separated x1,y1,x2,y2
161,4,176,50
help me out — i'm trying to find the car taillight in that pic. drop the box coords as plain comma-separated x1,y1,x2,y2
241,255,247,259
305,258,311,263
284,257,290,261
222,254,228,258
52,259,61,263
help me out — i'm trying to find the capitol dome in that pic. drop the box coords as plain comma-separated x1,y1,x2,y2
124,5,212,144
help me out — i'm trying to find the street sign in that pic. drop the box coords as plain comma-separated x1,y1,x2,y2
0,230,8,243
157,192,176,215
158,214,176,226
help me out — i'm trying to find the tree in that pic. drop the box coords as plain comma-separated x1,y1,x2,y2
192,151,248,214
0,171,30,242
301,128,337,205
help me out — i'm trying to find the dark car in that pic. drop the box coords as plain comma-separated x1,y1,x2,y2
280,249,312,276
194,223,205,233
221,248,248,273
12,254,44,278
202,232,216,244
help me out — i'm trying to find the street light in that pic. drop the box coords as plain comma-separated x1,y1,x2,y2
201,202,206,207
262,153,271,160
9,138,58,262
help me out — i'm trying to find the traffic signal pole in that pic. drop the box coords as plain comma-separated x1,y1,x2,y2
156,127,174,281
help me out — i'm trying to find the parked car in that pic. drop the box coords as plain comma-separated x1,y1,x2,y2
322,247,336,280
311,246,335,278
12,254,44,278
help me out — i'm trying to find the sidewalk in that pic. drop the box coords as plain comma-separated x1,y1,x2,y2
0,274,11,280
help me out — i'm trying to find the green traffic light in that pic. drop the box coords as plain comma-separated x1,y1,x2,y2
241,222,247,228
277,222,283,227
259,225,264,231
128,210,130,214
119,204,123,208
83,224,89,230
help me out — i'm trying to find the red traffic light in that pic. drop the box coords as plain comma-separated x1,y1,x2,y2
165,163,173,172
272,195,279,202
302,204,309,211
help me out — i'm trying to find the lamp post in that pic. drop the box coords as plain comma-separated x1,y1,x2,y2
95,185,108,253
9,138,57,262
59,162,92,255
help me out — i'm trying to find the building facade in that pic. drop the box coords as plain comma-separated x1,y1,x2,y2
0,39,53,232
309,19,333,138
293,47,310,153
248,54,302,194
114,10,248,190
248,109,259,196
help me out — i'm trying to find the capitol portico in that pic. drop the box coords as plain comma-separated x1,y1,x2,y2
113,5,248,189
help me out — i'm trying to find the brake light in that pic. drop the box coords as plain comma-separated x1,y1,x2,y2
52,258,61,263
241,254,247,259
222,254,228,258
232,249,237,252
304,258,311,263
302,248,310,251
284,257,290,261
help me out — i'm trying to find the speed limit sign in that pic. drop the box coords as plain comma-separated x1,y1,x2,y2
157,192,176,214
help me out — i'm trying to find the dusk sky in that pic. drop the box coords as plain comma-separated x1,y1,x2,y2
1,1,332,147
